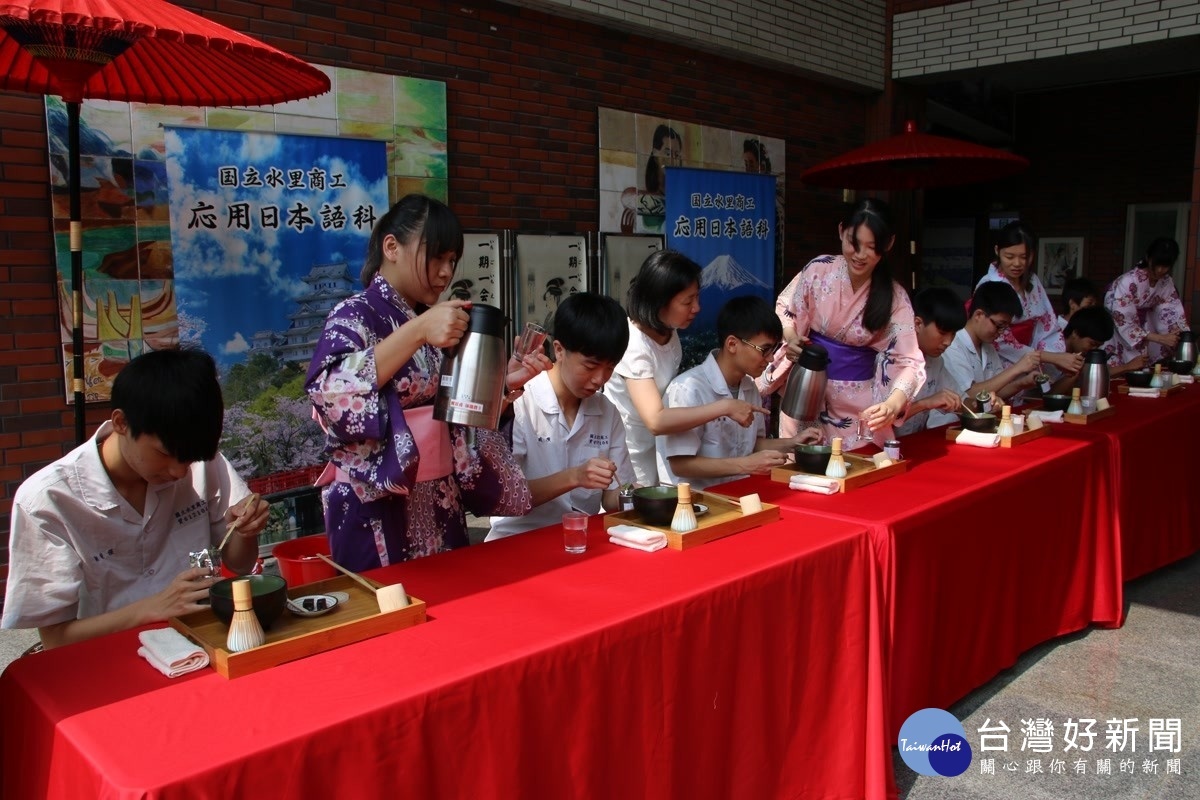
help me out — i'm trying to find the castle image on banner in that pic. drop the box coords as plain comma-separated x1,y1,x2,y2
250,263,356,364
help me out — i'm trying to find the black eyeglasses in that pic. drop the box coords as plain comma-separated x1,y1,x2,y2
987,316,1011,334
739,338,782,357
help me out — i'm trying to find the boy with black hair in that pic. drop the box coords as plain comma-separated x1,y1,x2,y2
2,348,268,649
898,288,968,433
1057,277,1100,333
1049,306,1146,394
657,296,819,490
942,281,1043,408
488,293,636,540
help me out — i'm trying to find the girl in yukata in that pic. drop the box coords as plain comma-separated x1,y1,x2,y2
974,221,1082,380
603,249,766,487
768,198,925,448
306,195,542,571
1104,237,1190,364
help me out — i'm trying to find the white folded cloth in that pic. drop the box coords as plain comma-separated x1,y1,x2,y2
608,524,668,547
1127,387,1163,397
608,535,668,552
138,628,209,678
788,474,840,494
1028,409,1064,423
1177,374,1195,384
955,429,1001,448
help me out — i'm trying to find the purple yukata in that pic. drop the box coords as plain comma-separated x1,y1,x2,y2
306,274,531,571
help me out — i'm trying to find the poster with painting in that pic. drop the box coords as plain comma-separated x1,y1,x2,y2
1037,237,1084,295
513,234,588,335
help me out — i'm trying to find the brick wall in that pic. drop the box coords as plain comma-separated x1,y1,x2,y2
506,0,887,89
893,0,1200,79
0,0,868,604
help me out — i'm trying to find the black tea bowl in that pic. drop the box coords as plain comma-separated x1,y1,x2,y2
794,444,833,474
632,486,679,526
1167,359,1193,375
210,574,288,629
1040,394,1072,412
958,412,998,433
1124,369,1153,388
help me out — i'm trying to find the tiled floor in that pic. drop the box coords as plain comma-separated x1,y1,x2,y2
2,548,1195,800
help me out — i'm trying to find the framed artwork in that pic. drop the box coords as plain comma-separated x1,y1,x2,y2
1037,237,1083,295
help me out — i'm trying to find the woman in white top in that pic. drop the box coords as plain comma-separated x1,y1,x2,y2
603,250,766,486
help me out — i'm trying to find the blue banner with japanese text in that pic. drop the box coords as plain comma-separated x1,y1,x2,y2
165,128,388,368
664,167,776,367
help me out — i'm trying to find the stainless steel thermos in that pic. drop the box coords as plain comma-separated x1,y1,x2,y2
434,304,507,429
1175,331,1197,365
1077,348,1110,400
779,341,830,423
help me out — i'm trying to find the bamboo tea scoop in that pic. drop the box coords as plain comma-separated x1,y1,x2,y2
316,553,409,613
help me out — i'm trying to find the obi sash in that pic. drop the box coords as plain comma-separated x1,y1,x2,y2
315,404,453,488
1008,318,1036,347
809,330,877,382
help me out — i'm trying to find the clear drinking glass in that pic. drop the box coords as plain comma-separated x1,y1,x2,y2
513,321,548,361
562,511,588,554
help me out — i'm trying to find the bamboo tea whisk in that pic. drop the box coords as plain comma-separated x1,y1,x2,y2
226,578,265,653
825,437,847,479
671,482,698,533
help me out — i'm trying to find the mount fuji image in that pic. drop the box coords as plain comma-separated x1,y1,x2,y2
693,253,772,329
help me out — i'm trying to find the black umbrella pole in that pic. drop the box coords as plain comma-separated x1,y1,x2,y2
69,100,85,444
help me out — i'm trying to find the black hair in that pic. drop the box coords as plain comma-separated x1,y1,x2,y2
1137,237,1180,269
969,280,1023,319
644,124,681,194
841,198,896,333
911,287,967,333
742,138,771,173
111,347,224,463
716,295,782,343
553,292,630,364
1063,306,1115,343
626,249,702,335
1060,277,1099,310
361,194,464,287
994,220,1036,291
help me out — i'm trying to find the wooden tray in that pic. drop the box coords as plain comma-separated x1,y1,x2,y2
1117,383,1185,397
1063,405,1117,424
603,490,779,551
170,574,427,679
944,424,1049,447
769,452,907,492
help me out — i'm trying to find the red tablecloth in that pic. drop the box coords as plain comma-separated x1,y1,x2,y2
714,427,1123,737
1039,382,1200,580
0,512,894,800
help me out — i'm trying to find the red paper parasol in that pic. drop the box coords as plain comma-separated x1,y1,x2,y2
0,0,330,442
800,120,1029,190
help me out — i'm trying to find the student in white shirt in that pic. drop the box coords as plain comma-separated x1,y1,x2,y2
2,348,269,649
1049,306,1146,395
603,250,764,486
942,281,1042,411
657,296,819,491
897,288,967,433
488,293,636,540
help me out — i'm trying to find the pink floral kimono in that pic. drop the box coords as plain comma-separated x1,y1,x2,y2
769,255,925,449
1103,266,1190,363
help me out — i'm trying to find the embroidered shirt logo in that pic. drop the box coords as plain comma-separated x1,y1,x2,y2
174,499,209,527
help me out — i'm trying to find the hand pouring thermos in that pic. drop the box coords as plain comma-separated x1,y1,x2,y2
779,341,830,423
1077,348,1110,400
1175,331,1197,365
434,304,507,429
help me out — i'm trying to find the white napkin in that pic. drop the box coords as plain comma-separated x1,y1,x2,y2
608,535,668,553
1127,387,1163,397
955,429,1001,448
1178,374,1195,384
1028,409,1064,423
788,475,840,494
608,524,668,548
138,628,209,678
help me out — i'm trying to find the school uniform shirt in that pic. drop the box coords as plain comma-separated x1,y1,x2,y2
2,421,250,630
940,328,1005,414
602,319,681,487
897,354,962,434
656,352,766,491
488,371,635,540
